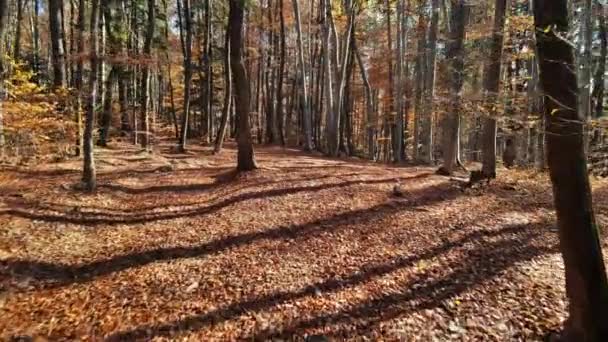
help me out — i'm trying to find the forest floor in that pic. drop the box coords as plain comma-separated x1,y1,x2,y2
1,140,608,341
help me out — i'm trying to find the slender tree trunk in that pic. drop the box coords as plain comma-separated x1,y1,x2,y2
534,1,608,340
322,0,336,154
229,0,257,171
214,29,231,153
204,0,213,143
178,0,193,152
413,6,426,161
0,0,6,158
49,0,67,87
422,0,439,163
393,0,405,162
98,67,116,146
438,0,466,175
353,36,374,160
292,0,312,150
593,2,607,119
140,0,155,149
275,0,287,146
13,0,24,60
480,0,506,177
83,0,100,191
32,0,40,76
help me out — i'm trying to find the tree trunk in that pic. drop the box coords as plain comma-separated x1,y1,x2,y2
480,0,506,177
322,0,336,154
178,0,193,152
353,36,374,161
393,0,404,162
292,0,312,150
83,0,100,191
438,0,466,175
0,0,7,157
275,0,287,146
214,29,231,153
98,67,116,146
204,0,213,143
32,0,41,76
580,0,593,121
13,0,24,60
593,3,607,119
229,0,257,171
534,1,608,340
140,0,155,149
413,6,426,161
422,0,439,163
49,0,67,88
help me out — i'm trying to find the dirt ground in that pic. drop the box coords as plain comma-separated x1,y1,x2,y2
1,140,608,341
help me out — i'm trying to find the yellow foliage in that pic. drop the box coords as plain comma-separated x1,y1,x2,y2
2,58,77,162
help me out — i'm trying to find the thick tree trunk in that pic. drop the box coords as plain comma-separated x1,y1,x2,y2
480,0,506,177
438,0,466,175
83,0,100,191
49,0,67,88
229,0,257,171
534,1,608,340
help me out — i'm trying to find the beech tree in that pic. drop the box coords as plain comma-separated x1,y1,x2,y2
83,0,101,191
229,0,256,171
534,0,608,339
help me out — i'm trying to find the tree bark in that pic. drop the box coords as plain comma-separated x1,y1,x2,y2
422,0,439,163
0,0,6,157
393,0,405,162
83,0,100,191
353,36,374,161
140,0,155,149
204,0,213,143
214,29,231,153
322,0,336,155
534,1,608,340
32,0,40,76
480,0,506,177
178,0,193,152
413,5,426,161
49,0,67,88
438,0,466,175
292,0,313,150
275,0,287,146
593,2,607,119
13,0,24,60
229,0,257,171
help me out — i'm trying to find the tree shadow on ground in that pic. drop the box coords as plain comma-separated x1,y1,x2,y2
103,220,556,341
0,173,434,225
1,176,455,291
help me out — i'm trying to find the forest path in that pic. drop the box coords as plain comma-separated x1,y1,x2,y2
1,140,607,340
